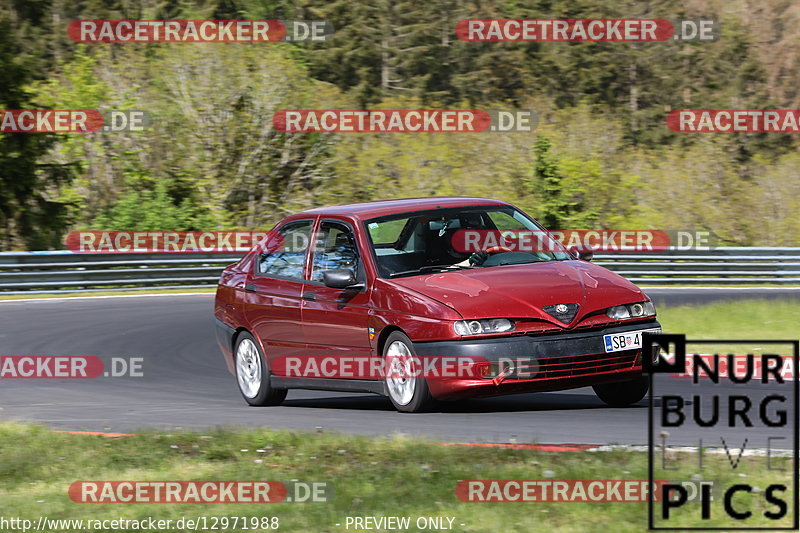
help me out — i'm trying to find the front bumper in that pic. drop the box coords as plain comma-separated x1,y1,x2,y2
413,320,661,400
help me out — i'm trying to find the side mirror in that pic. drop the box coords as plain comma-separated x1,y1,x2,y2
567,246,594,262
322,269,363,289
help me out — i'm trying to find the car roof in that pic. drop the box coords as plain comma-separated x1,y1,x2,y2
296,197,511,220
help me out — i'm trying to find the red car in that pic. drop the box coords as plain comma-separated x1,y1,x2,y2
215,197,661,412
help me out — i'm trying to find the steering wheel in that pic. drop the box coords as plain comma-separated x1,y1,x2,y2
469,245,514,266
483,246,514,255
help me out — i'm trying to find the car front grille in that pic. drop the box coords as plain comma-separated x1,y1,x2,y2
512,350,640,380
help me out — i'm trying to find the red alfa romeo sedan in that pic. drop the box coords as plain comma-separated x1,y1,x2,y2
215,197,661,412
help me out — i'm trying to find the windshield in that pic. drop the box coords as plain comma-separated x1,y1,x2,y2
365,205,572,278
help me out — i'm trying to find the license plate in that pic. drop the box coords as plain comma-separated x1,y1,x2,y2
603,330,647,353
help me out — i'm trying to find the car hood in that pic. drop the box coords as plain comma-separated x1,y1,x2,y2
389,260,646,324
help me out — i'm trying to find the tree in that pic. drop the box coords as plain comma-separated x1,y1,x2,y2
528,136,564,229
0,16,73,249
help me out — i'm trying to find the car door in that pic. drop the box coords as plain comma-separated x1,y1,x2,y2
245,219,314,370
301,219,374,377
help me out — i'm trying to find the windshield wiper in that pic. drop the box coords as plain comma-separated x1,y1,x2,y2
494,254,567,266
388,264,473,278
495,259,541,266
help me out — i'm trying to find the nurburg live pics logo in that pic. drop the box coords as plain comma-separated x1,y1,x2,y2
644,333,799,530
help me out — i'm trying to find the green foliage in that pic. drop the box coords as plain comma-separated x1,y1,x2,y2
520,133,641,230
0,15,73,250
2,0,800,249
91,156,213,231
528,137,563,228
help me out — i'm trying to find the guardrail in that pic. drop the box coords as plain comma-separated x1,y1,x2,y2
592,247,800,285
0,247,798,294
0,251,242,294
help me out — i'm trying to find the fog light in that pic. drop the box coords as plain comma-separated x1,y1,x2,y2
476,362,512,379
492,362,515,386
475,363,492,378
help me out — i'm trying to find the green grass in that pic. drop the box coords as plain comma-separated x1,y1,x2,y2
0,423,794,532
657,299,799,349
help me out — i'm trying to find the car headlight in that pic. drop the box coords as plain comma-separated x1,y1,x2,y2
606,301,656,320
454,318,514,336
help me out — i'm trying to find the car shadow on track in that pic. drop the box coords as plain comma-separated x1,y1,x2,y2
282,392,662,413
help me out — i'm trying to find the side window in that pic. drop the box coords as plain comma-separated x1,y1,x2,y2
311,222,360,282
256,220,313,280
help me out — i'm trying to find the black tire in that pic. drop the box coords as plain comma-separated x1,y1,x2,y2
233,331,287,406
593,375,649,407
383,331,436,413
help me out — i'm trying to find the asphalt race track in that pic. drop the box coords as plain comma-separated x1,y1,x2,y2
0,289,796,446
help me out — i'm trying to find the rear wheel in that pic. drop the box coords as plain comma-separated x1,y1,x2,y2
593,375,648,407
234,332,287,406
383,331,435,413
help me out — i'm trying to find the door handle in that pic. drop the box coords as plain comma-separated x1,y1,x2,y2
244,283,257,293
302,291,316,301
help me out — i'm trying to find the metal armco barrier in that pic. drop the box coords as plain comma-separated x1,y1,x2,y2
0,247,798,294
592,247,800,285
0,251,242,294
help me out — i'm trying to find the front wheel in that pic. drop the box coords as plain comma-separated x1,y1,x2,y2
234,332,287,406
593,375,648,407
383,331,436,413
